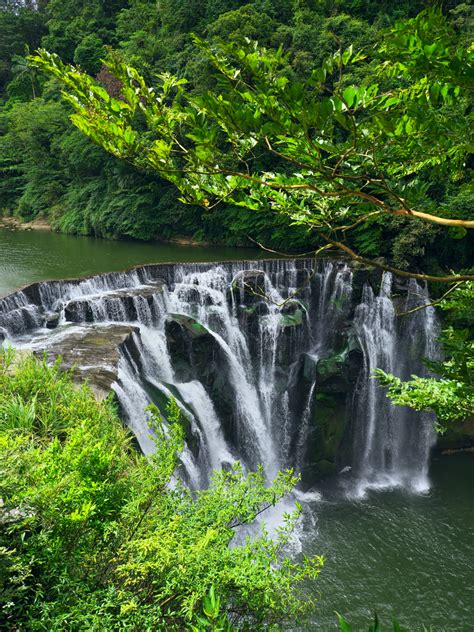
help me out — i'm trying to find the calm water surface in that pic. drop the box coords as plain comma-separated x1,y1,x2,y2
1,229,472,631
306,453,474,630
0,228,272,297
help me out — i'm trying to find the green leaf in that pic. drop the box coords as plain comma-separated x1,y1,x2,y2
341,45,354,65
336,612,353,632
342,86,358,108
448,226,467,240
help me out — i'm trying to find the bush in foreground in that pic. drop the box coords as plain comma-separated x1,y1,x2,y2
0,351,322,630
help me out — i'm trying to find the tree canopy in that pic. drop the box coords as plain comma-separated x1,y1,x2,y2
28,6,474,429
0,1,471,263
31,8,474,283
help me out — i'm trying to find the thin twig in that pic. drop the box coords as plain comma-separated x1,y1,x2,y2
396,281,465,316
245,234,323,258
237,237,331,307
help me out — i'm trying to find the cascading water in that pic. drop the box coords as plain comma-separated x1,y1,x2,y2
0,258,439,495
350,273,438,497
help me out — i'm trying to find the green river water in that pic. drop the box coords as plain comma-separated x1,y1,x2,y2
1,228,472,630
307,453,473,630
0,228,271,297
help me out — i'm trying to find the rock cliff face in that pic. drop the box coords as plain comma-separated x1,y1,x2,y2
30,324,141,400
0,258,443,492
436,417,474,453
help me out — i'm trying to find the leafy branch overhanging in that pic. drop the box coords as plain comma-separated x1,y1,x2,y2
30,8,474,282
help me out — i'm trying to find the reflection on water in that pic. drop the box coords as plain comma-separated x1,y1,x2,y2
0,228,272,297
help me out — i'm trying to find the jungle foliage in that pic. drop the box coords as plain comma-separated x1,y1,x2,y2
0,350,323,630
0,0,472,270
31,8,474,283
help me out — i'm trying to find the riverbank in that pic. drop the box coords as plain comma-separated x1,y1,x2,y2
0,215,52,232
0,214,252,249
0,215,202,243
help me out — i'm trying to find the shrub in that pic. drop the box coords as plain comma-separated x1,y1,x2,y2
0,351,323,630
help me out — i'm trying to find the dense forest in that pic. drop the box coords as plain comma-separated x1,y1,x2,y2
0,0,472,275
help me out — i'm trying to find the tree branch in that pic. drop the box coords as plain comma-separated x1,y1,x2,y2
396,281,465,316
322,235,474,283
390,207,474,228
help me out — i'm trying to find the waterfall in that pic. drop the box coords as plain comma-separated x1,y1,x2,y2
296,380,317,473
0,259,439,494
350,273,438,497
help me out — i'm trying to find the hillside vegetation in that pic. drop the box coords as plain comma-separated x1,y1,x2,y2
0,1,472,274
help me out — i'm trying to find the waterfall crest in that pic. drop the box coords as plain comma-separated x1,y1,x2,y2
0,259,438,494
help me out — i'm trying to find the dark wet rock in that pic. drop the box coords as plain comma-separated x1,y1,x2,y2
393,276,411,293
300,343,363,395
435,415,474,452
165,319,219,383
236,301,269,338
230,269,267,304
45,313,60,329
295,266,313,287
316,348,363,393
368,258,386,287
178,286,215,306
64,282,165,323
350,261,383,305
20,283,42,306
288,342,364,485
306,391,350,481
164,317,248,463
63,300,94,323
242,302,270,317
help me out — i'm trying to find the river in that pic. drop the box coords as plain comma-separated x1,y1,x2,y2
1,228,472,631
0,228,272,297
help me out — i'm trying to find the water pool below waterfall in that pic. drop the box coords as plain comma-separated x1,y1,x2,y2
302,452,474,630
1,232,472,630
